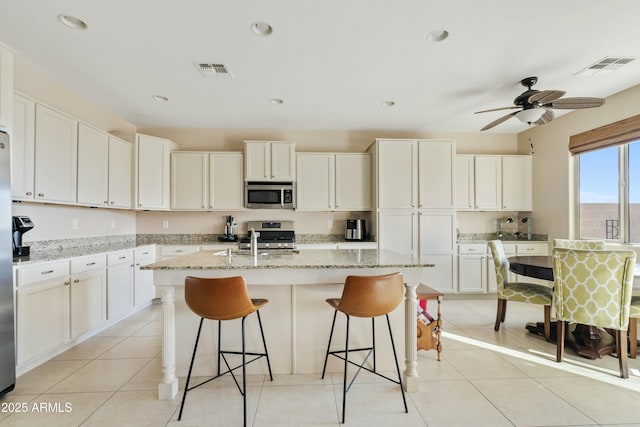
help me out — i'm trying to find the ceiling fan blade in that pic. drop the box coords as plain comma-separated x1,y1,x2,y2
474,106,519,114
528,90,565,104
481,111,518,131
543,97,605,109
534,108,554,125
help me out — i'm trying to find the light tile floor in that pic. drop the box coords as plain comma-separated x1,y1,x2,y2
2,299,640,426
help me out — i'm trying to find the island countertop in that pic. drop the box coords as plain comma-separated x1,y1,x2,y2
142,248,433,271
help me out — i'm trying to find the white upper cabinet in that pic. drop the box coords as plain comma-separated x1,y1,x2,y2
107,136,132,208
501,155,532,211
209,152,244,210
11,93,35,201
296,153,334,210
245,141,295,181
136,134,177,210
418,140,455,209
77,123,109,206
171,152,208,210
0,42,14,133
77,126,132,208
473,155,501,210
377,139,417,209
335,153,371,211
455,155,474,210
34,104,78,204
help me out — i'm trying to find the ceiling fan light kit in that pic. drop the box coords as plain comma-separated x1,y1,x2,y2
475,76,605,131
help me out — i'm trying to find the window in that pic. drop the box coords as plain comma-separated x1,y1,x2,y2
577,141,639,243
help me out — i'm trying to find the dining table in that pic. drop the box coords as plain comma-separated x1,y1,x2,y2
508,255,640,359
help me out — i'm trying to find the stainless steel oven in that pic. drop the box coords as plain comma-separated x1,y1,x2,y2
245,182,296,209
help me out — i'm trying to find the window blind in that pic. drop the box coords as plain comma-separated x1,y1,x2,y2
568,114,640,154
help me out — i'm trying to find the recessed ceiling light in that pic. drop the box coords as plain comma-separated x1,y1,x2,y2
57,14,88,30
427,29,449,42
269,98,284,105
251,21,273,36
380,101,396,108
152,95,169,102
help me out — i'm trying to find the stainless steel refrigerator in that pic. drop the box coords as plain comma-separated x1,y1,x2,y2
0,130,15,395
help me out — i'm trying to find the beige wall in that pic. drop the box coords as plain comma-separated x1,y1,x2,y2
518,83,640,243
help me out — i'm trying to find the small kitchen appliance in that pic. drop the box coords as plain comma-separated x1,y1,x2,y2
12,216,34,258
345,219,366,241
219,215,238,242
239,221,296,250
245,182,296,209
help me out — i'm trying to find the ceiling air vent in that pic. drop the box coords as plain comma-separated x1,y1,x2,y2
574,57,636,76
194,62,232,77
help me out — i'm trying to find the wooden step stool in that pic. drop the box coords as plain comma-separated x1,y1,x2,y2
416,284,443,361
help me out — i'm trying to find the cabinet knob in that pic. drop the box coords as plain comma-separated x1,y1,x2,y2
110,201,115,205
64,281,70,286
26,191,32,196
104,200,109,204
74,279,80,283
38,193,44,197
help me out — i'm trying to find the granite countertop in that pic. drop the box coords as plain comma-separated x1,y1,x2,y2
12,242,142,266
142,249,431,271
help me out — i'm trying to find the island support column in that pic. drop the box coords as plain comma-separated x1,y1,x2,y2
158,286,179,400
403,283,419,392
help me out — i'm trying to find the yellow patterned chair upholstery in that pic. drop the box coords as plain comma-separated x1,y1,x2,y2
488,240,553,340
553,239,606,250
553,248,636,378
630,297,640,358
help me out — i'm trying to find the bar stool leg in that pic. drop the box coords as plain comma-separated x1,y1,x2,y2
341,314,350,424
217,320,222,376
372,317,376,372
256,310,273,381
321,310,338,379
386,314,408,413
178,317,204,421
242,316,247,427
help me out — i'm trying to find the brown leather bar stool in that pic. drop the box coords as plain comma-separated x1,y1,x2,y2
321,272,408,424
178,276,272,426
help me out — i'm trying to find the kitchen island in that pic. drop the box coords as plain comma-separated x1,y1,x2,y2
143,248,434,399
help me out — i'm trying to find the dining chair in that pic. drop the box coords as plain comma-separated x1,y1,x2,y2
630,297,640,358
553,238,605,250
488,240,553,340
553,248,636,378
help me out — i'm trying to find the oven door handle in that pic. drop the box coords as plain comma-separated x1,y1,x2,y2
281,187,285,208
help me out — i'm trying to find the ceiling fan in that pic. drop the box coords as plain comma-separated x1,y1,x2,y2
475,76,605,131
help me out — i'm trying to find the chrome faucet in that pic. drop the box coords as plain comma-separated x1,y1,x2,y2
250,227,258,257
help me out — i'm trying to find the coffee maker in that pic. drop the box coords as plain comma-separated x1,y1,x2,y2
12,216,34,258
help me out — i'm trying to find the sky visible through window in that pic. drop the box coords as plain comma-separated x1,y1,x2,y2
579,142,639,203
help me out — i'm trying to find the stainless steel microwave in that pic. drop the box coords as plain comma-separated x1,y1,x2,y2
245,182,296,209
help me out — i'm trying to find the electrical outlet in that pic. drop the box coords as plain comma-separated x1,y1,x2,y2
72,219,79,230
162,220,169,230
110,219,116,229
327,220,333,229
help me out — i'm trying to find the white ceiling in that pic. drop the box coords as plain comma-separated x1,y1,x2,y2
2,0,640,134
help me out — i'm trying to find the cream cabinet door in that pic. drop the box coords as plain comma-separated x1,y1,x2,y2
296,153,334,210
377,139,417,209
0,43,13,133
134,246,156,307
502,155,532,211
418,140,455,209
209,152,244,210
107,136,132,208
136,134,174,210
335,153,371,211
455,155,474,210
271,142,296,181
419,211,456,253
107,251,134,320
34,104,78,203
378,210,418,257
17,278,70,365
70,268,106,338
245,141,270,181
474,155,501,210
171,152,208,210
77,123,109,206
458,255,487,293
11,93,35,201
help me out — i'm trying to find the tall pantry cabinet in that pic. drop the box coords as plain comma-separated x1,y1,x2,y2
372,139,457,293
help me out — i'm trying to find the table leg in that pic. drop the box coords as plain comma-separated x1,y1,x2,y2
526,321,616,359
158,286,179,400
